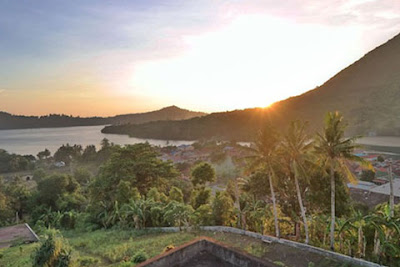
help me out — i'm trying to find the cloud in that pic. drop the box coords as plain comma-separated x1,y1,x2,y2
221,0,399,31
1,0,399,115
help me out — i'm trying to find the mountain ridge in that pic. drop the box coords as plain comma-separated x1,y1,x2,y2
103,32,400,140
0,106,207,130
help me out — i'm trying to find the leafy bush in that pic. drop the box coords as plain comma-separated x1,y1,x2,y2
78,256,100,266
132,249,148,263
31,230,74,267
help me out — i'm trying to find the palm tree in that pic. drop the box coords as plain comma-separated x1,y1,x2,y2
388,160,395,218
247,123,281,238
164,201,194,229
242,196,272,234
369,204,400,262
378,156,395,218
281,121,313,244
121,199,150,229
339,211,368,258
314,111,368,251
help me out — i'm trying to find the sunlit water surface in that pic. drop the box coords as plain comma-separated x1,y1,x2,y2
0,125,192,155
1,125,399,156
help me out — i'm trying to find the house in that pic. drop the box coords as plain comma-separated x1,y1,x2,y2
0,224,39,248
363,154,378,161
347,181,376,191
372,178,388,185
54,161,66,167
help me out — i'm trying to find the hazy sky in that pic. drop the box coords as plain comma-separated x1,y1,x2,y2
0,0,399,116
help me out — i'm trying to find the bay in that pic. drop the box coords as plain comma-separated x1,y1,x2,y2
0,125,192,156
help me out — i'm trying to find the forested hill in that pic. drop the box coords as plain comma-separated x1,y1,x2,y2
102,108,269,141
0,106,206,130
109,105,206,125
0,113,107,130
103,32,400,141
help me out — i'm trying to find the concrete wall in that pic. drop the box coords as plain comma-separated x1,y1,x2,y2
202,239,274,267
146,226,383,267
139,239,206,267
138,238,274,267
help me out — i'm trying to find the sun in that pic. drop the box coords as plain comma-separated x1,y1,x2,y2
130,14,363,112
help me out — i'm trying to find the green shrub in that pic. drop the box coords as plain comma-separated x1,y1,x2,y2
54,250,73,267
60,211,77,229
273,261,286,267
132,249,148,263
78,256,100,266
76,241,87,249
31,229,74,267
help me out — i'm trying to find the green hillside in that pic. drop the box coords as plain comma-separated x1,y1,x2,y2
103,33,400,140
110,105,206,125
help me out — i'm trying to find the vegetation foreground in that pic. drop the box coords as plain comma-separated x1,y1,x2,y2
0,228,357,267
1,111,400,266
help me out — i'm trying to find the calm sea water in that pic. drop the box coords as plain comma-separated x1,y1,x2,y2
0,125,192,156
1,125,399,156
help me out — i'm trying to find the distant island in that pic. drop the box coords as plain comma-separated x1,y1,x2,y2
103,33,400,141
0,106,206,130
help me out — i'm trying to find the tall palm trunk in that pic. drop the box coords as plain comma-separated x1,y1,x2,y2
389,162,394,218
294,172,309,244
234,178,243,229
268,170,280,238
330,163,335,251
357,225,363,257
373,230,380,256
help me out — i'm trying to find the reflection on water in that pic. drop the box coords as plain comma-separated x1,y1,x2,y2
0,125,193,155
1,126,399,156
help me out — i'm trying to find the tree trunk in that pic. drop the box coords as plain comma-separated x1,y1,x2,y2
330,164,335,251
269,171,280,238
389,162,394,218
294,172,309,244
234,178,242,229
295,222,300,240
358,225,363,257
373,230,380,256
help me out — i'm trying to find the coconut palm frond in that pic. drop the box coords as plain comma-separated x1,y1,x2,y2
338,159,358,185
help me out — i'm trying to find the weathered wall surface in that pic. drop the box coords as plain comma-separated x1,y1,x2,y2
145,226,383,267
137,237,274,267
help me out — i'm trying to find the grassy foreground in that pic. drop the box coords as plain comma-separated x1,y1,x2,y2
0,229,358,267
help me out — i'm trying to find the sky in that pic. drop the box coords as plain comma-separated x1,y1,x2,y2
0,0,399,116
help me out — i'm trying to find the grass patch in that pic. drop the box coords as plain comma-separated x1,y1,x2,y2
64,229,197,265
0,228,362,267
0,243,38,267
